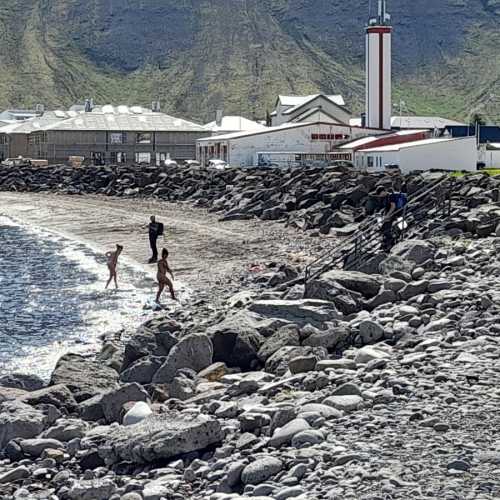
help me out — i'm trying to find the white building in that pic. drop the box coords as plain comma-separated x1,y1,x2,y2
197,121,385,168
354,136,477,174
349,116,466,130
271,95,351,126
478,144,500,168
203,115,266,135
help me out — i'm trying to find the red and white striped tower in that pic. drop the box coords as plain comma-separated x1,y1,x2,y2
366,0,392,130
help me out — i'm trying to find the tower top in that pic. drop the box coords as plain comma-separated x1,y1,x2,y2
369,0,391,26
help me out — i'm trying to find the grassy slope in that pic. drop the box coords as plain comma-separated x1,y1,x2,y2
0,1,499,123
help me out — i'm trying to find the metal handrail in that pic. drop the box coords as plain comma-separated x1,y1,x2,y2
303,175,453,287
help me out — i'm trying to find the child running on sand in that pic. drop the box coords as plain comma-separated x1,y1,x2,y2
105,244,123,289
156,248,176,303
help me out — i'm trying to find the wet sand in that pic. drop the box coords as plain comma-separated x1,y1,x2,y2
0,192,327,309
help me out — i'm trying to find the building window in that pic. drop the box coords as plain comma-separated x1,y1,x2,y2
367,156,374,168
110,132,127,144
136,133,152,144
135,152,151,163
110,152,127,164
91,152,106,166
311,133,350,141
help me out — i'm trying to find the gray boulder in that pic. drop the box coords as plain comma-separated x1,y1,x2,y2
257,325,300,362
308,270,382,299
247,299,339,328
208,312,264,370
400,280,429,300
153,334,213,384
101,383,150,423
19,384,77,411
391,239,435,265
269,418,311,448
0,401,46,448
50,353,119,402
42,419,88,442
65,478,117,500
19,438,64,457
0,373,45,392
122,402,152,426
302,326,350,351
266,346,328,376
85,412,222,464
241,456,283,485
358,320,385,344
120,356,165,384
122,320,177,371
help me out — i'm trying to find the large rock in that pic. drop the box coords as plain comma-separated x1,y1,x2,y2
42,418,88,441
265,346,328,376
152,334,213,384
65,478,117,500
247,299,339,328
123,402,153,426
84,412,222,464
257,325,301,361
101,383,150,423
269,418,311,448
391,240,435,265
207,312,265,370
121,319,178,371
19,438,64,457
19,384,77,411
307,270,382,299
50,353,119,402
120,356,165,384
0,401,46,449
241,456,283,485
0,373,45,391
302,326,350,351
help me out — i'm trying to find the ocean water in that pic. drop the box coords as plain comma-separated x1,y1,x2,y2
0,216,162,379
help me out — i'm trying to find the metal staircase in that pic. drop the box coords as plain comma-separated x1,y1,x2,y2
304,175,454,289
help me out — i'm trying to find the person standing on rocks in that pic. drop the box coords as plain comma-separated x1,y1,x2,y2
105,244,123,289
156,248,176,303
148,216,164,263
376,186,398,251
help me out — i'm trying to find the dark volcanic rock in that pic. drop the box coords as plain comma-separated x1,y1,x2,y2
50,353,119,402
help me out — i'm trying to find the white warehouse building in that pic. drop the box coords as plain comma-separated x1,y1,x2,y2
354,136,477,174
197,122,385,168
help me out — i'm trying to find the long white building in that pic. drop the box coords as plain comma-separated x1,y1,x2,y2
197,122,385,168
354,136,477,174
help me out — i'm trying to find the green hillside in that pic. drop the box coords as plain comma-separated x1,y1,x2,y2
0,0,499,123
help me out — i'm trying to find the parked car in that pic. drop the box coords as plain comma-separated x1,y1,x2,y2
163,159,178,167
183,160,201,168
208,159,230,170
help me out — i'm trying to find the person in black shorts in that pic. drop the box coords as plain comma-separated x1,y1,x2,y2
148,216,164,263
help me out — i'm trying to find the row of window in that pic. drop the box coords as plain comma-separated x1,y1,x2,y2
311,134,350,141
89,152,174,165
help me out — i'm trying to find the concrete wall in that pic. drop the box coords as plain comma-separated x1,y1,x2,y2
478,148,500,168
355,138,477,174
399,138,477,174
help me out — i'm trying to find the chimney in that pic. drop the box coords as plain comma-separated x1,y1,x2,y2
215,109,223,128
84,99,92,113
152,101,161,113
361,113,366,128
35,104,45,115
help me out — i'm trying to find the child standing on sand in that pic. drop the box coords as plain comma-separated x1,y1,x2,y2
105,244,123,289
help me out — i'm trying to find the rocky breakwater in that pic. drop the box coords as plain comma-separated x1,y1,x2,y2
0,237,499,499
0,162,444,234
